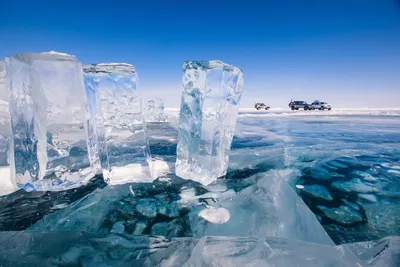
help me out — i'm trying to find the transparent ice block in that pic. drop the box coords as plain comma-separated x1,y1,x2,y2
6,52,99,191
176,60,244,185
83,63,153,185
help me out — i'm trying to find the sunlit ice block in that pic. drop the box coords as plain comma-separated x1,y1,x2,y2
83,63,154,185
0,61,17,195
5,52,100,192
176,60,244,185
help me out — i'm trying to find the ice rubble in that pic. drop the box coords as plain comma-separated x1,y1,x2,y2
176,60,244,186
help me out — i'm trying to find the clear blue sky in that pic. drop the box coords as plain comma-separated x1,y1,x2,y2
1,0,400,108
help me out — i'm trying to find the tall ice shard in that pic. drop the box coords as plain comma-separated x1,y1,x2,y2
176,60,244,185
83,63,153,185
5,52,99,191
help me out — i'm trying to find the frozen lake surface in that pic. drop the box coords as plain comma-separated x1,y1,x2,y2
0,110,399,265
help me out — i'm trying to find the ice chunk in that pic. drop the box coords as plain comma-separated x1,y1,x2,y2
300,184,334,201
136,198,157,218
133,221,148,235
83,63,154,185
29,184,128,232
342,236,400,267
0,61,17,195
5,52,99,191
198,207,230,224
189,171,335,245
317,205,364,225
332,178,378,193
110,221,125,234
183,236,362,267
176,60,244,185
146,98,164,122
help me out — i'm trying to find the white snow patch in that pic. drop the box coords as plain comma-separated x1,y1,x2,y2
198,207,230,224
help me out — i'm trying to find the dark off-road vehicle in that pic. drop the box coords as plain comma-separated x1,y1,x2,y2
288,101,312,110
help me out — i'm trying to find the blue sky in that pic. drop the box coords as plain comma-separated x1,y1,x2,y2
1,0,400,108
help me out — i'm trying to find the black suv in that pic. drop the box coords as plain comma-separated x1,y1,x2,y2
288,101,312,110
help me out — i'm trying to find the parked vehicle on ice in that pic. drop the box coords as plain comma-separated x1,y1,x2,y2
255,103,270,110
288,100,312,110
311,101,332,110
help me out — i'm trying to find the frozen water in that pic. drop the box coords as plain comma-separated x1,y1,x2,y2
358,194,377,202
184,236,362,267
342,236,400,267
5,52,99,191
0,231,199,266
188,171,335,245
317,205,364,225
0,176,104,231
28,171,333,245
1,109,399,265
300,184,334,201
83,63,154,185
28,113,400,246
146,98,165,122
0,232,366,267
176,60,244,185
281,115,400,243
332,178,379,193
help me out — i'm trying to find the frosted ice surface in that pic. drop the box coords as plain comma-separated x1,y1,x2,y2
0,61,17,195
184,236,362,267
83,63,154,185
342,236,400,267
176,60,244,185
29,184,127,232
189,171,335,245
5,52,99,191
147,98,164,122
